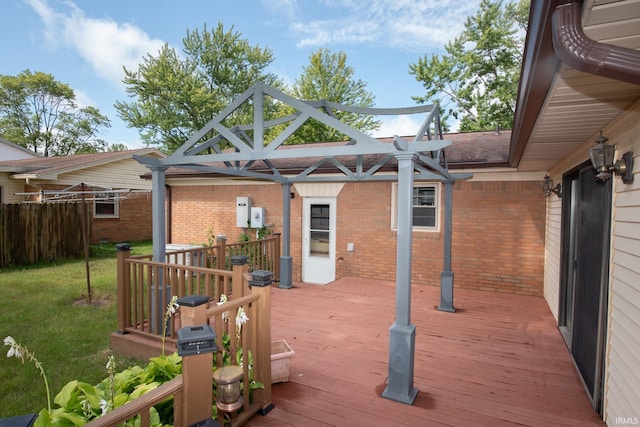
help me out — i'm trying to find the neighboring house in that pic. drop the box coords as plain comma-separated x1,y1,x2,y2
0,147,165,244
510,0,640,423
0,137,41,203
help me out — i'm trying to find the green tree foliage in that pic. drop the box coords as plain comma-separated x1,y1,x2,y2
289,49,380,144
115,22,284,153
409,0,529,132
107,143,129,152
0,70,110,157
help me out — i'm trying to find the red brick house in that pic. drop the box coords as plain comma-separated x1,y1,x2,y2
159,129,546,295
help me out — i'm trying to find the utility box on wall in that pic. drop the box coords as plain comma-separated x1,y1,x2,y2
251,207,265,228
236,197,251,227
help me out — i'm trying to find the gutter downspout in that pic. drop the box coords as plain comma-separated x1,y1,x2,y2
552,0,640,86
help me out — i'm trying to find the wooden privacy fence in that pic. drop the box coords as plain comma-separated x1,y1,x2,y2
105,248,272,426
0,203,87,267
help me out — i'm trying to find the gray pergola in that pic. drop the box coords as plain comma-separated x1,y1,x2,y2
135,81,471,405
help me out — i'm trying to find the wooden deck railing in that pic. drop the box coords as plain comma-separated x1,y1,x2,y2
134,234,281,280
108,246,273,426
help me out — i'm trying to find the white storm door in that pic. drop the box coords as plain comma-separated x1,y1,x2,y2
302,197,336,284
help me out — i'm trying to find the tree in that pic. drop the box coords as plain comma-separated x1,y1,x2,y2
289,49,380,143
409,0,529,132
115,22,284,153
0,70,110,157
107,143,129,152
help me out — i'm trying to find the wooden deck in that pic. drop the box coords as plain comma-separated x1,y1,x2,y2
246,277,604,427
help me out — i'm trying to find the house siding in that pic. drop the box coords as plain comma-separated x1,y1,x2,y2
51,158,153,190
543,108,640,425
605,132,640,426
543,196,563,320
0,173,26,204
169,178,546,295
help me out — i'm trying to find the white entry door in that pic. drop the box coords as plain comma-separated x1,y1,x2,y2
302,197,336,284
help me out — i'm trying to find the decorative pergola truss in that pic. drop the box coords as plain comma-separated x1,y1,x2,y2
137,82,458,183
134,81,471,406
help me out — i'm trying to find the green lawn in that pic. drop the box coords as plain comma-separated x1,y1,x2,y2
0,241,153,418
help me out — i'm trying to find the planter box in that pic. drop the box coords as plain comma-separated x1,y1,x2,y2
271,340,295,383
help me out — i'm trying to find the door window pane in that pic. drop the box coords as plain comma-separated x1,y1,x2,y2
309,204,330,257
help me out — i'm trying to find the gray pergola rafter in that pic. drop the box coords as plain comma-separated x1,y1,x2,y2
134,81,471,406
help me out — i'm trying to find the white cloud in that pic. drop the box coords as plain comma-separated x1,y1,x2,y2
286,0,481,52
262,0,298,20
24,0,164,90
372,115,422,138
73,88,94,108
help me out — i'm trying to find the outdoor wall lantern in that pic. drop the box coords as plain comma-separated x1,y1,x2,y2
212,365,244,412
541,174,562,198
589,132,634,183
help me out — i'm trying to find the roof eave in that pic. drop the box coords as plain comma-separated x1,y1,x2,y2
509,0,561,168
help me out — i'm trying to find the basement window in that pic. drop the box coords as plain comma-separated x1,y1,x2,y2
94,193,119,218
391,182,440,232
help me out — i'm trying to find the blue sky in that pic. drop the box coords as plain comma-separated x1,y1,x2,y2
1,0,481,149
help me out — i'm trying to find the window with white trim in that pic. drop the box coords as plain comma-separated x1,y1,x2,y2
93,192,119,218
391,182,440,232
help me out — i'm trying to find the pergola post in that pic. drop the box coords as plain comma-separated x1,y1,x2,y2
150,165,168,263
382,153,418,405
150,164,168,333
278,181,293,289
438,179,455,312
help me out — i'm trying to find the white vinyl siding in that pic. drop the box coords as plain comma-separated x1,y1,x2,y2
605,147,640,426
0,173,27,204
543,195,563,321
54,158,153,190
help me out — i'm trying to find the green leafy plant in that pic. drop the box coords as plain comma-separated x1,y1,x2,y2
32,353,182,426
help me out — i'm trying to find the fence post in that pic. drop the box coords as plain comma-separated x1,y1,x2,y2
231,255,249,298
116,243,131,333
216,235,226,271
177,295,215,426
248,270,274,415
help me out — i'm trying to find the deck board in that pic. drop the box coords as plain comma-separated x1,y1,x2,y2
246,277,604,426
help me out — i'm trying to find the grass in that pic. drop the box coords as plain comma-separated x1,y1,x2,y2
0,241,153,418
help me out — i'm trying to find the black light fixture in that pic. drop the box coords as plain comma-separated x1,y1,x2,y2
589,131,634,183
541,174,562,198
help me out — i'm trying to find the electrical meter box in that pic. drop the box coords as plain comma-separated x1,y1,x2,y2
250,207,265,228
236,197,251,227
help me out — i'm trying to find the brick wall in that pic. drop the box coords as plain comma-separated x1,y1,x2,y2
92,195,153,244
169,180,545,296
25,184,154,244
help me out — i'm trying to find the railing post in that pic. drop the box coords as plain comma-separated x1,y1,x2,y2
248,270,274,415
178,295,210,327
216,235,226,271
231,255,249,298
116,243,131,333
272,233,281,282
177,296,216,426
